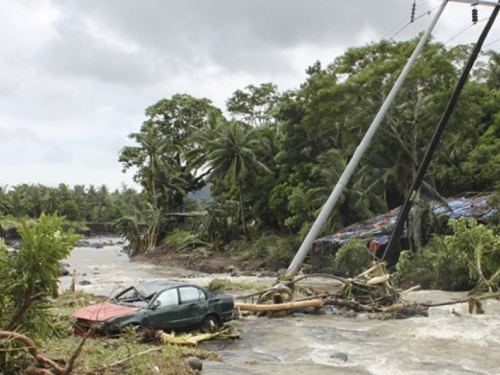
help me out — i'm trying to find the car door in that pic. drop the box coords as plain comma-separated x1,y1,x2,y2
145,288,181,331
177,286,209,328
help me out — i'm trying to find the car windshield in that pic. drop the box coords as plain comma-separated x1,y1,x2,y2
112,281,181,308
135,281,179,297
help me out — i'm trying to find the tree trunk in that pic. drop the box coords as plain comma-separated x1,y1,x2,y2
238,182,250,241
236,299,324,311
411,190,423,252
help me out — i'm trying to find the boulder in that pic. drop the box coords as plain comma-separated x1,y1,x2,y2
330,351,348,362
185,356,202,371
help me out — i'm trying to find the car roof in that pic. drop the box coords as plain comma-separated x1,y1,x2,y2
135,280,184,296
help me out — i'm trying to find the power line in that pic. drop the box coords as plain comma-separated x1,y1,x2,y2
382,0,434,40
444,17,489,45
389,4,442,40
484,35,500,47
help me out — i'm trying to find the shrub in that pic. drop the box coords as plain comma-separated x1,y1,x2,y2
0,214,80,367
393,217,500,291
335,239,374,277
247,233,296,269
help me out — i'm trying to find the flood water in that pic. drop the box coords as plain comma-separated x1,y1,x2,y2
62,238,500,375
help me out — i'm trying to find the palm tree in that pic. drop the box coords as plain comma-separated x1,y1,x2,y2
0,185,10,216
476,50,500,90
126,123,168,208
187,111,225,171
206,121,270,240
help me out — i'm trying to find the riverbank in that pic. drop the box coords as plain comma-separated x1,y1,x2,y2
132,244,276,276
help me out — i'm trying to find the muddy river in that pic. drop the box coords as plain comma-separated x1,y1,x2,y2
61,238,500,375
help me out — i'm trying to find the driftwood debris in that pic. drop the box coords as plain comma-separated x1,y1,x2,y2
237,299,324,312
136,326,240,347
236,262,499,319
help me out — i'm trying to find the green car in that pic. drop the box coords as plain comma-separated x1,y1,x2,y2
73,280,237,335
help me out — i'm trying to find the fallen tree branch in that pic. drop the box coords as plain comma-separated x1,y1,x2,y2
235,287,276,300
0,331,65,374
288,273,347,285
294,294,332,302
235,273,345,301
323,298,378,312
62,325,96,375
236,299,324,312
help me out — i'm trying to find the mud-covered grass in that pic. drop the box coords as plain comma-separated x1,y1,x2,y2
33,291,221,375
42,335,218,375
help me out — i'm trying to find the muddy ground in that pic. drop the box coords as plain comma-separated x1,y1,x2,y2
132,244,276,274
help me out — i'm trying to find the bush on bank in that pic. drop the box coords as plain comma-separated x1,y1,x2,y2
393,217,500,291
334,239,375,277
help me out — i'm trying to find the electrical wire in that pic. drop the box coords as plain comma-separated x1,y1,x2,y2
444,17,489,45
382,0,432,40
388,4,442,40
484,35,500,48
382,16,411,40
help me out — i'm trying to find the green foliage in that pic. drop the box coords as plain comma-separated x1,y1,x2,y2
0,215,36,230
198,200,240,251
0,214,80,368
113,204,161,256
206,278,264,293
244,233,296,268
119,94,219,214
394,218,500,291
162,229,194,247
226,83,279,127
334,239,374,276
462,109,500,191
0,183,145,223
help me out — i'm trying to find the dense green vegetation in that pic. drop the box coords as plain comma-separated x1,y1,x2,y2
115,38,500,257
0,183,145,224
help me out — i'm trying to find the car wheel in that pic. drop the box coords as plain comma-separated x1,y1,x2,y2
201,314,220,333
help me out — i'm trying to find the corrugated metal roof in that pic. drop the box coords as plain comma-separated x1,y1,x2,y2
314,193,497,248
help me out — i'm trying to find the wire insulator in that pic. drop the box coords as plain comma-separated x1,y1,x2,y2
411,0,417,22
472,8,478,24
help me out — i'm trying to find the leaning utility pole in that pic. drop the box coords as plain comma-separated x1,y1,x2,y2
382,0,500,264
285,1,449,277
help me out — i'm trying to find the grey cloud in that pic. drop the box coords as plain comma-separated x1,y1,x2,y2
45,0,413,78
0,125,39,146
41,17,162,87
38,145,72,163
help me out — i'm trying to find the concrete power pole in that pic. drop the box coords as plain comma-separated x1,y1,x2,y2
286,0,449,277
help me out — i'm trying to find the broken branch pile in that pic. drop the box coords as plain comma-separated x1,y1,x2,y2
236,262,496,319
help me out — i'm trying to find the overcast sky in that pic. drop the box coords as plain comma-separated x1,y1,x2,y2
1,0,499,191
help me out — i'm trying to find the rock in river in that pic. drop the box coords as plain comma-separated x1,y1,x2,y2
330,351,348,362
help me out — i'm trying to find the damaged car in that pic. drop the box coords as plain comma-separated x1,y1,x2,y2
73,280,237,335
